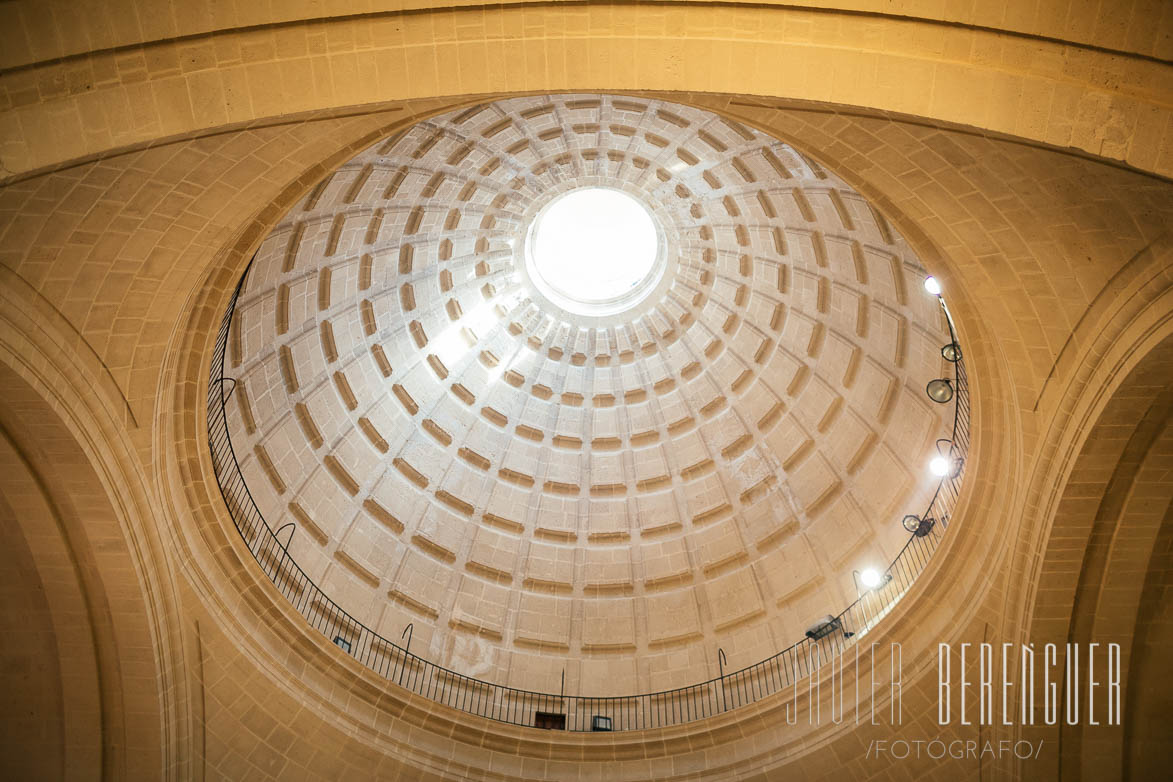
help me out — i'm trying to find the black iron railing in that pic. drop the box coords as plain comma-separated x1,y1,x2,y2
207,264,970,732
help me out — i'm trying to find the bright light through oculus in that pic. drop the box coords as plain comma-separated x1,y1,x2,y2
530,188,659,307
430,302,501,369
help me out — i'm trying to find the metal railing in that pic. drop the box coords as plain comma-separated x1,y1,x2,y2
207,263,970,732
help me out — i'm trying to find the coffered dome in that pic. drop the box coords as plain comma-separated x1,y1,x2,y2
225,94,952,695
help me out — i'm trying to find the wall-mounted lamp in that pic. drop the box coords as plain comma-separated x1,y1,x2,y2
930,455,951,476
941,342,962,362
854,568,892,592
924,276,942,296
805,615,843,640
903,514,936,537
926,378,954,403
930,438,963,478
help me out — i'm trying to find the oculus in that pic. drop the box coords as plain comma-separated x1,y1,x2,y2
525,187,664,316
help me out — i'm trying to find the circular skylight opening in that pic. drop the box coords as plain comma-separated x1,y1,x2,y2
526,187,664,316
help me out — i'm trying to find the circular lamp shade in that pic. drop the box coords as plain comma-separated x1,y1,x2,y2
903,515,936,537
941,342,962,362
949,458,965,478
923,276,942,295
926,378,954,403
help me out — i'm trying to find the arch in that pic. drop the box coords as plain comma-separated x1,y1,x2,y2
5,0,1165,70
0,432,75,781
1122,492,1173,778
1022,323,1173,778
0,279,186,779
0,364,135,778
1,4,1168,179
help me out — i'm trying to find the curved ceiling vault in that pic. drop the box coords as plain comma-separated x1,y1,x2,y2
224,94,953,695
3,2,1171,774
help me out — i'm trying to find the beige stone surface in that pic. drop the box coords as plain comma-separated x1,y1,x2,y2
2,3,1171,179
221,94,951,694
0,1,1171,780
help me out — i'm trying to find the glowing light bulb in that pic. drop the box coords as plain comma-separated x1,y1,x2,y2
930,456,950,476
859,568,883,589
924,276,942,295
